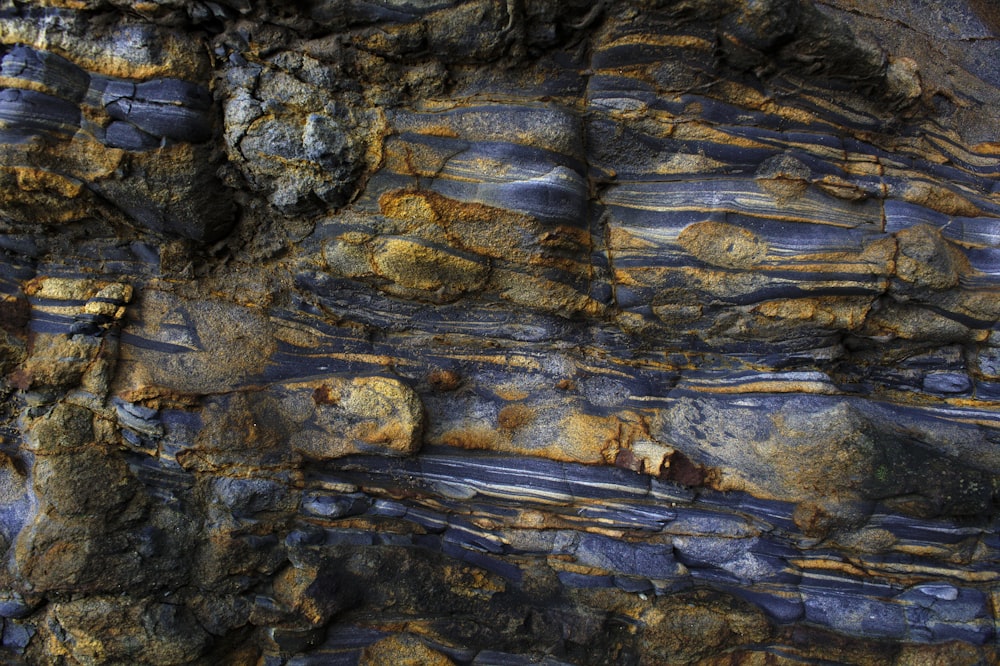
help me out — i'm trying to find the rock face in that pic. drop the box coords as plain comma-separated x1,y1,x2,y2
0,0,999,664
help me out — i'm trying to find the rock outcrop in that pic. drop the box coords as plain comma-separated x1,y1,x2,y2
1,1,999,664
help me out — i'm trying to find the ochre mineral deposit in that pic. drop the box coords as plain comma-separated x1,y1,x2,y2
0,0,999,664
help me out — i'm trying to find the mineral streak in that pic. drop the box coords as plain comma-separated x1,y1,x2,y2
1,0,999,664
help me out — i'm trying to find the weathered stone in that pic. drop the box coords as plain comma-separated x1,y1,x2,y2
359,633,455,666
0,0,999,663
637,590,772,665
283,375,424,458
45,597,210,666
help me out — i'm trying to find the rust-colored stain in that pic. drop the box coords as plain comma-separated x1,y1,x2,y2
312,385,340,405
497,404,534,430
427,368,462,391
664,450,706,487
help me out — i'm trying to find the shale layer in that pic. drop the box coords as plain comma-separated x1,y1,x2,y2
1,1,999,664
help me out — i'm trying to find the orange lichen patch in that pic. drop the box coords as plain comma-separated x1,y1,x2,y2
758,174,810,202
864,302,986,342
438,426,503,451
0,76,66,99
22,277,96,300
352,22,423,54
607,225,659,251
843,157,884,177
834,528,899,554
450,353,541,371
359,634,455,666
537,224,592,255
513,509,549,529
653,152,728,175
788,557,871,579
415,124,461,139
651,287,705,326
498,404,534,430
116,387,200,410
316,352,407,369
556,411,664,468
593,62,653,78
600,33,714,51
427,193,524,245
866,559,1000,583
355,419,415,448
378,190,439,226
13,334,95,391
902,180,983,217
670,122,769,150
651,302,703,327
340,376,424,453
752,296,874,330
549,560,615,578
384,142,452,179
860,236,899,269
371,236,489,294
896,642,995,666
557,412,621,464
458,155,516,179
669,266,772,301
815,175,870,200
381,189,570,267
272,321,323,349
677,220,769,269
56,136,133,179
0,21,208,80
0,166,92,224
972,141,1000,155
443,564,506,599
766,101,830,129
938,396,1000,415
637,591,772,664
610,266,648,287
493,386,530,401
30,0,90,8
495,272,606,319
323,234,375,278
272,566,338,626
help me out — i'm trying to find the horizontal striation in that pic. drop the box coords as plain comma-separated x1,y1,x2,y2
0,1,999,664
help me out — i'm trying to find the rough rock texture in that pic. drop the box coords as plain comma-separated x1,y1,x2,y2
0,0,999,664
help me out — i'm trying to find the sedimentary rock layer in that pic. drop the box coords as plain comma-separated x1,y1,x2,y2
0,0,999,664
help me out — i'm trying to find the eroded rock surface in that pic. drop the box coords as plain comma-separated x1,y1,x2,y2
0,0,999,664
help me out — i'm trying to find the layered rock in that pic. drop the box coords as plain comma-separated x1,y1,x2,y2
0,1,999,664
